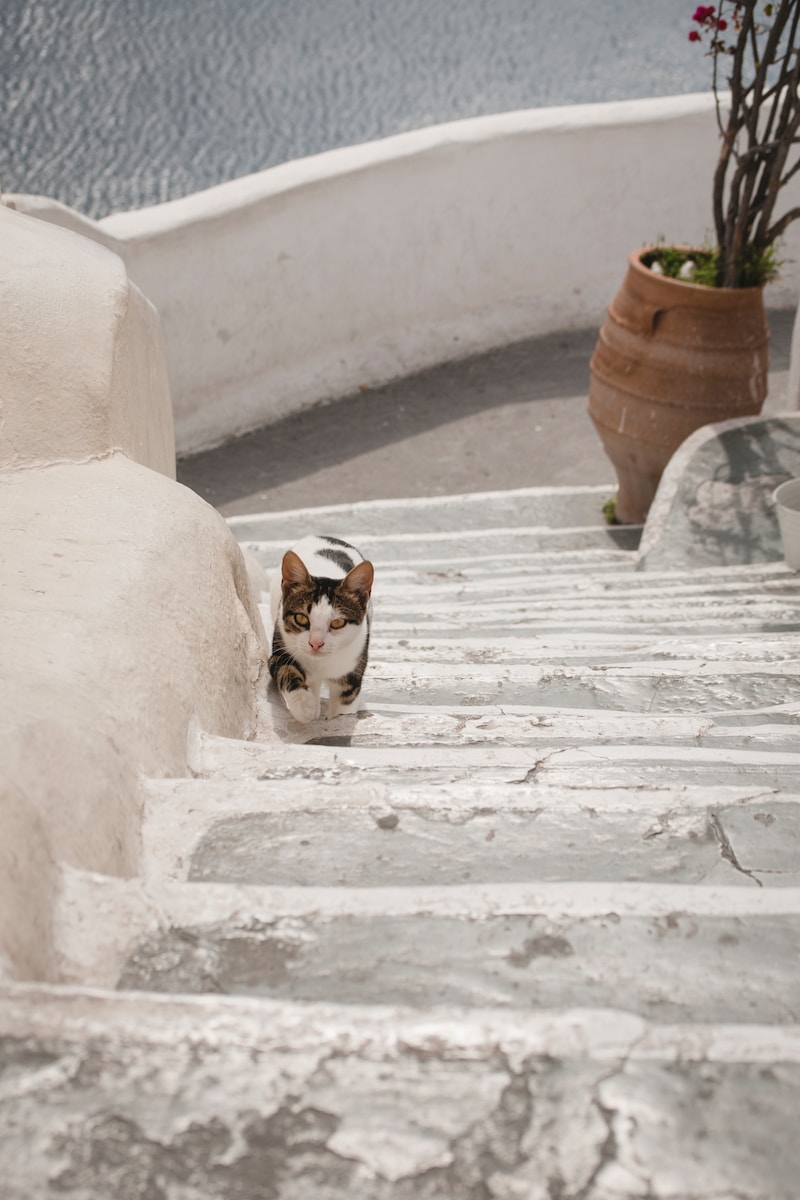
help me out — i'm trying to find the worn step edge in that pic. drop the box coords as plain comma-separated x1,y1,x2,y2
143,775,794,815
227,484,619,535
314,659,800,684
366,589,800,614
53,868,800,991
366,635,800,661
190,730,800,779
349,561,796,588
244,536,638,567
5,981,799,1065
253,702,800,751
139,777,794,887
313,562,798,597
2,986,798,1199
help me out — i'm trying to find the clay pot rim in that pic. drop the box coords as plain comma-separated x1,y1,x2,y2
630,245,766,296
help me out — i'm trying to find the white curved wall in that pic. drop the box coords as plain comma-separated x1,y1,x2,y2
11,93,800,454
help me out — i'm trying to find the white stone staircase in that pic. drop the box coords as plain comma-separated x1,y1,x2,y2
3,483,800,1198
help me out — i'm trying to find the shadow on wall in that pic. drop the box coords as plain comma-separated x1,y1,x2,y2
177,329,598,508
177,311,796,514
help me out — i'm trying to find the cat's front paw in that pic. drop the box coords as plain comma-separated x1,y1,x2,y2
285,687,320,724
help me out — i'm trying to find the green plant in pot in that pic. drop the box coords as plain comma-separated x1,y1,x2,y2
588,0,800,525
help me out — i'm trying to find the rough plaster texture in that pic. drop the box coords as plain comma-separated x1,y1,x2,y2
0,456,266,981
0,205,267,983
0,206,175,477
10,94,800,453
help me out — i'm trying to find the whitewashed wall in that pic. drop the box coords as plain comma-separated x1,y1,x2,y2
11,93,800,454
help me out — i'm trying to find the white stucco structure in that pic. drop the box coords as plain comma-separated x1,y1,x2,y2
11,93,800,455
0,206,266,981
3,102,800,1191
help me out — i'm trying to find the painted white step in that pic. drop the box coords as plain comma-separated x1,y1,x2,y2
228,485,622,538
141,777,800,890
191,726,800,791
256,699,800,746
3,985,799,1199
321,658,800,709
244,527,640,564
55,871,800,1025
368,632,800,665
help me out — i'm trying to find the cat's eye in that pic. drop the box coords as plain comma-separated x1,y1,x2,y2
330,618,346,629
293,612,310,627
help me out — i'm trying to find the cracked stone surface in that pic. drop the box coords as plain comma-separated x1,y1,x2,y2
4,480,800,1195
2,1000,800,1199
116,908,800,1022
186,800,800,888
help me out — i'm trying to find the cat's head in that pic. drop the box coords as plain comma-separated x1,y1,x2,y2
279,549,373,659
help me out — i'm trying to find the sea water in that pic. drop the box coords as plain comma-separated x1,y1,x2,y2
2,0,710,219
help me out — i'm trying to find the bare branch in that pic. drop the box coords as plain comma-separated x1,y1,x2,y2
699,0,800,284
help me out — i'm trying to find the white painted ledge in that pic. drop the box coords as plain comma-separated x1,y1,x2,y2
10,93,800,454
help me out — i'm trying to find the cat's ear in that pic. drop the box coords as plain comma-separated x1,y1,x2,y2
343,559,374,600
281,550,311,588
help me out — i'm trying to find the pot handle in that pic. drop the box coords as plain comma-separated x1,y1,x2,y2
612,301,663,337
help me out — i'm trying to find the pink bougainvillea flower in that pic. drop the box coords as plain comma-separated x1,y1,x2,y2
692,5,716,21
689,28,703,39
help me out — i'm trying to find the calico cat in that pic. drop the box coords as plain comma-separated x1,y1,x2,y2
269,535,374,723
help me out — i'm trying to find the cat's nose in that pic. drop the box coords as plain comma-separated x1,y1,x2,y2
308,634,325,651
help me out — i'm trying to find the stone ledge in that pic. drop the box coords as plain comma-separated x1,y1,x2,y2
639,413,800,570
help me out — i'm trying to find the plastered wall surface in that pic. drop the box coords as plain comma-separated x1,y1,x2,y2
0,206,175,476
0,206,266,981
11,94,800,455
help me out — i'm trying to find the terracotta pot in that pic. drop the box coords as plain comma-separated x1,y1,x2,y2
588,247,769,524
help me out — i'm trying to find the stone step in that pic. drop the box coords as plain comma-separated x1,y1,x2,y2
13,479,799,1196
256,558,800,635
367,633,800,664
369,592,800,626
141,777,800,890
257,701,800,749
368,560,795,590
244,525,640,565
56,871,800,1025
363,563,800,603
3,985,799,1199
190,729,800,791
228,485,621,538
271,657,799,710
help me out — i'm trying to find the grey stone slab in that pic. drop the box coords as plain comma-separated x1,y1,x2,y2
355,658,800,712
719,798,800,882
228,485,620,540
2,988,799,1199
277,705,800,752
640,413,800,571
115,908,797,1022
243,524,640,566
142,776,798,884
186,803,759,890
193,730,800,793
